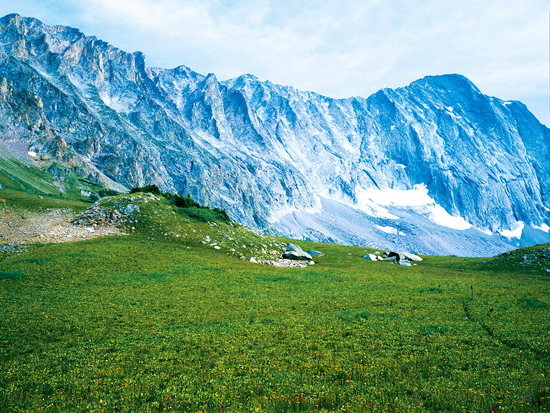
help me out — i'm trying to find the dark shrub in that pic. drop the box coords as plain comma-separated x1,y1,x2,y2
98,188,120,197
172,194,200,208
129,184,163,195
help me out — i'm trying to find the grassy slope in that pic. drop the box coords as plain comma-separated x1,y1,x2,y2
0,194,549,412
0,155,100,212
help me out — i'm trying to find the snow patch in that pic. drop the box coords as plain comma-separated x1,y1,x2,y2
351,198,398,220
445,106,462,120
533,223,550,233
428,204,471,230
98,91,131,113
356,184,472,230
357,184,432,207
28,151,37,157
375,225,405,236
499,221,525,239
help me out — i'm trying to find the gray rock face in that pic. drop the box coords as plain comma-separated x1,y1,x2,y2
0,14,549,256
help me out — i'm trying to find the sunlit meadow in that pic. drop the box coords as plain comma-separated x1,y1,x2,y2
0,192,549,412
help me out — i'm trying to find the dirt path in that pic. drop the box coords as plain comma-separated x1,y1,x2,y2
0,208,123,249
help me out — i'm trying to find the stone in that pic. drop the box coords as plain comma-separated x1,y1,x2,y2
363,254,378,261
388,251,406,261
307,250,325,257
286,243,303,252
124,204,139,213
282,250,313,261
402,252,423,262
250,257,258,263
399,260,411,267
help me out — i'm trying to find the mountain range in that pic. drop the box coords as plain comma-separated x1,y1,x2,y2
0,13,548,256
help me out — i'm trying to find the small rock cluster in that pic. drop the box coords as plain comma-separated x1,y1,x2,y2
0,208,122,248
496,244,550,267
259,258,314,268
363,250,423,267
71,194,157,227
247,243,325,268
0,243,28,254
71,205,128,226
519,249,550,266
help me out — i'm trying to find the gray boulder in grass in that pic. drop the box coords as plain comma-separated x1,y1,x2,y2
286,243,303,252
402,252,423,262
307,250,325,257
283,250,313,261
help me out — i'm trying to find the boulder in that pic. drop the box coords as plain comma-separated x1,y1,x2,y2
307,250,325,257
363,254,378,261
286,243,303,252
399,260,411,267
388,251,422,262
388,251,406,261
282,250,313,261
402,252,423,262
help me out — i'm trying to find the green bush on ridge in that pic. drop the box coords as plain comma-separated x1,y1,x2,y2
129,184,163,196
128,184,231,223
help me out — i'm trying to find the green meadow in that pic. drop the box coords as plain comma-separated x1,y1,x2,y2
0,187,549,412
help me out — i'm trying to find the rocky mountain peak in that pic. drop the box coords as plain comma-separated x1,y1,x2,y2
0,14,548,256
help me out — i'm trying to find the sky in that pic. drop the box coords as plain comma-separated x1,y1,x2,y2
1,0,548,125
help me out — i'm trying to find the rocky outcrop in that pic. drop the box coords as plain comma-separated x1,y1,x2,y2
71,204,128,227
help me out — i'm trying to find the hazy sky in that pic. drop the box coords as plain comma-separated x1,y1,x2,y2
1,0,548,125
